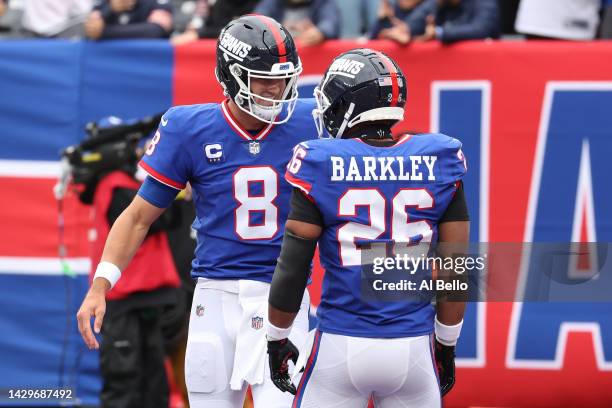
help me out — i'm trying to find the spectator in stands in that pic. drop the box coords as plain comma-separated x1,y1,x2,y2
514,0,600,40
602,0,612,39
370,0,423,44
172,0,258,45
169,0,206,34
85,0,173,40
254,0,340,46
0,0,20,38
0,0,9,34
409,0,500,43
336,0,378,39
20,0,93,38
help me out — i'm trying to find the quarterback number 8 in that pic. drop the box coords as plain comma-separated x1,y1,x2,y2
233,166,279,240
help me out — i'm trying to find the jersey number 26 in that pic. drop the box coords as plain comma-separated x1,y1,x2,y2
338,188,434,266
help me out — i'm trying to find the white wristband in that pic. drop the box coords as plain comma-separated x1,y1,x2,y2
94,261,121,289
434,316,463,346
266,321,293,341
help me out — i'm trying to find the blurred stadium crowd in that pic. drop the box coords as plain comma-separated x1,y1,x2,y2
0,0,611,44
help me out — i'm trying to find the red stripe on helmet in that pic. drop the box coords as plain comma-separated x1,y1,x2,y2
252,15,287,63
376,52,399,107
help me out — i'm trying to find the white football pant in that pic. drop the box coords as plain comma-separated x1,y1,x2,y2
293,331,441,408
185,279,310,408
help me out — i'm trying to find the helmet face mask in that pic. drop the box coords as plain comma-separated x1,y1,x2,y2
313,48,407,139
230,60,302,124
216,15,302,125
312,84,332,138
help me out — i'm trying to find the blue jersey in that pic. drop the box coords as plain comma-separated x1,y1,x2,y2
140,99,317,282
285,134,467,338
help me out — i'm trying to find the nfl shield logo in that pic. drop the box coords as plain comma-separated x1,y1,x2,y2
195,305,205,317
251,316,263,330
249,141,261,155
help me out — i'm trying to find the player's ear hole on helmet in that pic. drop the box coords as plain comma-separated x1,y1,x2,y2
230,65,243,78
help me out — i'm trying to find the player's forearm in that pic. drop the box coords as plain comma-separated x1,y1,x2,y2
436,220,470,326
434,300,465,348
268,230,316,313
92,194,166,292
98,195,165,279
101,208,150,271
435,255,468,325
269,305,297,329
91,275,111,293
436,301,466,325
267,227,317,338
267,304,297,342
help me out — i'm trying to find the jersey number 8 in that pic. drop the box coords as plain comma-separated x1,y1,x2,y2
233,166,279,240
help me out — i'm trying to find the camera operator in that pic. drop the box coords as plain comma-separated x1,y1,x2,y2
73,117,183,408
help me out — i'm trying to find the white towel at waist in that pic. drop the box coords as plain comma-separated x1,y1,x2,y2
229,280,270,390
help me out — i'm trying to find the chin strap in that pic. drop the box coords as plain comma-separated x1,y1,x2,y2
251,100,282,122
335,102,355,139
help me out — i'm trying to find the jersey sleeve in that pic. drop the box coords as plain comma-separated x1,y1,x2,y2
137,176,179,208
428,133,468,183
439,181,470,222
287,188,324,226
139,107,192,190
284,141,321,198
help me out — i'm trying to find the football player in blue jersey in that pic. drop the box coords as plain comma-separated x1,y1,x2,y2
266,48,470,407
77,15,318,408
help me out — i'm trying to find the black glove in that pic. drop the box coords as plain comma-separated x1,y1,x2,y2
435,339,456,396
267,338,299,395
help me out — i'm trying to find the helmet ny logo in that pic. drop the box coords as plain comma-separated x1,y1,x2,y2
219,32,252,62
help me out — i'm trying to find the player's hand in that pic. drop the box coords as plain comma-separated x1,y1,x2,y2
267,338,299,395
434,339,456,396
76,280,109,350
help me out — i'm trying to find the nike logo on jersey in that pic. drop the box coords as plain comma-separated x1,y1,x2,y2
219,32,252,61
330,155,437,182
160,116,168,126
